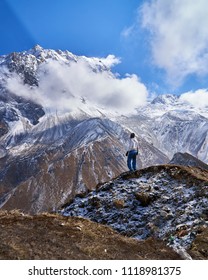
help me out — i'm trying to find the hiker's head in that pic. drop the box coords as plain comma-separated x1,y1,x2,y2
130,133,135,138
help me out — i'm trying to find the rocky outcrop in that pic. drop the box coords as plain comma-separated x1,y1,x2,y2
62,165,208,259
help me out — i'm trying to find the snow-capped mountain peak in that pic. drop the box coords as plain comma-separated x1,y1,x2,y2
151,94,179,105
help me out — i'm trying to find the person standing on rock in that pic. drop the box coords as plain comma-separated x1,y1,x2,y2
126,132,138,171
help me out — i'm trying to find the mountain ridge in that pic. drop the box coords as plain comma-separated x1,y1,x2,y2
169,152,208,170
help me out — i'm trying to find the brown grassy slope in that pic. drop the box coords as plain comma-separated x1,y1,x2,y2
0,211,182,260
188,228,208,260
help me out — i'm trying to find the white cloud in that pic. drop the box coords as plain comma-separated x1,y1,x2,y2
139,0,208,86
6,58,148,114
121,25,136,38
180,89,208,107
99,55,121,68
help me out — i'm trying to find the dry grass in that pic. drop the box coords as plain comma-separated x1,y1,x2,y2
0,210,182,260
188,228,208,260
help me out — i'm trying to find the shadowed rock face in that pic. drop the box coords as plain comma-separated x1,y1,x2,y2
62,165,208,259
0,93,45,126
5,51,38,86
0,120,8,137
169,152,208,170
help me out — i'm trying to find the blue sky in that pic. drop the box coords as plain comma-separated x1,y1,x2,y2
1,0,208,102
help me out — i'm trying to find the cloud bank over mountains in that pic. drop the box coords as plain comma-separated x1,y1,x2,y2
5,53,208,113
6,58,148,114
180,89,208,108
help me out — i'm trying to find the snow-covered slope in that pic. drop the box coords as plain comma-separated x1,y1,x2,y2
143,94,208,118
120,94,208,164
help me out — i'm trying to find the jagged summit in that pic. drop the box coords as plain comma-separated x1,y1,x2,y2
27,44,44,55
31,44,43,52
1,45,112,76
151,94,179,105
